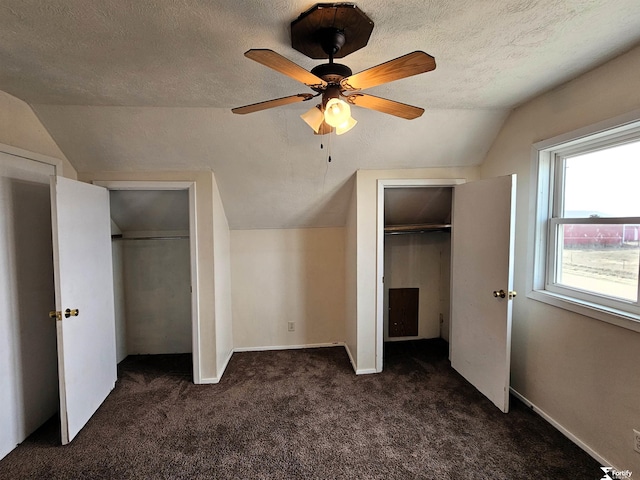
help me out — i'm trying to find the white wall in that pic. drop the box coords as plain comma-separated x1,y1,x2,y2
212,172,234,378
231,227,345,350
0,90,76,461
0,155,57,460
354,167,479,372
384,232,451,341
111,221,127,362
122,238,192,354
480,45,640,470
344,181,358,369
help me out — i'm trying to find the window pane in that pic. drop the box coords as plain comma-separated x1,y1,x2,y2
558,224,639,301
563,140,640,218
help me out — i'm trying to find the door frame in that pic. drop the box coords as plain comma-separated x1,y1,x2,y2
376,178,464,373
0,143,63,459
93,180,201,383
1,143,63,174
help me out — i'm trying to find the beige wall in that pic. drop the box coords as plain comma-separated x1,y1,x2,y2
78,171,230,383
231,227,345,350
354,167,480,373
0,90,76,179
121,238,192,355
384,232,451,341
480,45,640,470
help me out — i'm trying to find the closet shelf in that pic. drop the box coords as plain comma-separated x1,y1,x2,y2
384,224,451,235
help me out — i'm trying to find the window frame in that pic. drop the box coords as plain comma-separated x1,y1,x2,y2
529,110,640,333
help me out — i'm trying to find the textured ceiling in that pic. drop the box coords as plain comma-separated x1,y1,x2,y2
2,1,640,228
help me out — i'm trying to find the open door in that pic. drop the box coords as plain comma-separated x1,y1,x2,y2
450,175,516,413
50,176,117,444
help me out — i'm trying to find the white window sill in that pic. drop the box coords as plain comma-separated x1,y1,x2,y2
527,289,640,333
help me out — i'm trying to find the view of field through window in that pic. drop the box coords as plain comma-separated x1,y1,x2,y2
557,141,640,302
559,228,639,301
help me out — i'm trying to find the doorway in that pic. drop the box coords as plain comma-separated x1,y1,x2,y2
109,189,192,362
375,175,517,413
0,148,60,459
94,181,200,383
381,184,455,366
376,179,463,372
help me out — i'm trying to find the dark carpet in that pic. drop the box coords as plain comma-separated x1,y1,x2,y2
0,340,602,479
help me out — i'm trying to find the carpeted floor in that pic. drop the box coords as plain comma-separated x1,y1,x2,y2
0,340,602,479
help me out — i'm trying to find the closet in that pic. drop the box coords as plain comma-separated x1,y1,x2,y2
109,190,192,363
383,187,452,343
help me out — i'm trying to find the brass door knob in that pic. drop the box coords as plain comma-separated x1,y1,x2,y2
65,308,79,318
49,310,62,320
493,290,516,299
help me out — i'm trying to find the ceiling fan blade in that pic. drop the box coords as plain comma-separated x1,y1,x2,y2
232,93,314,115
340,51,436,91
245,49,327,89
346,93,424,119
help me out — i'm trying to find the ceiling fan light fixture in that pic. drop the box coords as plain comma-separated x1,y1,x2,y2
336,116,357,135
301,104,324,133
324,97,351,127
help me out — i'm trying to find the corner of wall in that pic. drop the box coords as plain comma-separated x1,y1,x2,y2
0,90,77,179
211,170,234,382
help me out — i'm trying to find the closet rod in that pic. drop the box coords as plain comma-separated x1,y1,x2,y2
384,223,451,235
111,234,189,241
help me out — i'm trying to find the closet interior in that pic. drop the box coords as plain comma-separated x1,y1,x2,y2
109,189,192,365
383,187,453,345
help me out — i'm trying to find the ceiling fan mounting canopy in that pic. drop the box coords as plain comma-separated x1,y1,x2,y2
291,3,374,60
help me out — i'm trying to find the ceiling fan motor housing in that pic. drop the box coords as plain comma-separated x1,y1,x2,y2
310,62,353,88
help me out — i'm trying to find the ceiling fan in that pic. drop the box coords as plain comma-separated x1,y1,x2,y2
232,3,436,135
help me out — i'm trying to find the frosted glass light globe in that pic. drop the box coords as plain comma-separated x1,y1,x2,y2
324,98,351,128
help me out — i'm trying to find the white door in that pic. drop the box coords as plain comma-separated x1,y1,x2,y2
50,176,117,444
450,175,516,413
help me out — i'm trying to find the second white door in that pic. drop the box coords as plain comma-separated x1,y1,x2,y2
50,176,117,444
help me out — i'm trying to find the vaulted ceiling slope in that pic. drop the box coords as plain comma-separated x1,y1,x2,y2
2,1,639,229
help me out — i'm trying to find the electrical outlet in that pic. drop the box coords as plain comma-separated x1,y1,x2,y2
288,321,295,332
634,429,640,454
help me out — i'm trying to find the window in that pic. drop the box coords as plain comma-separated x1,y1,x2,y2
531,114,640,331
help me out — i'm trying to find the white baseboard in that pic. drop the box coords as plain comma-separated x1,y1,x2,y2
195,348,234,385
509,387,617,469
233,342,343,352
198,376,220,384
342,343,377,375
